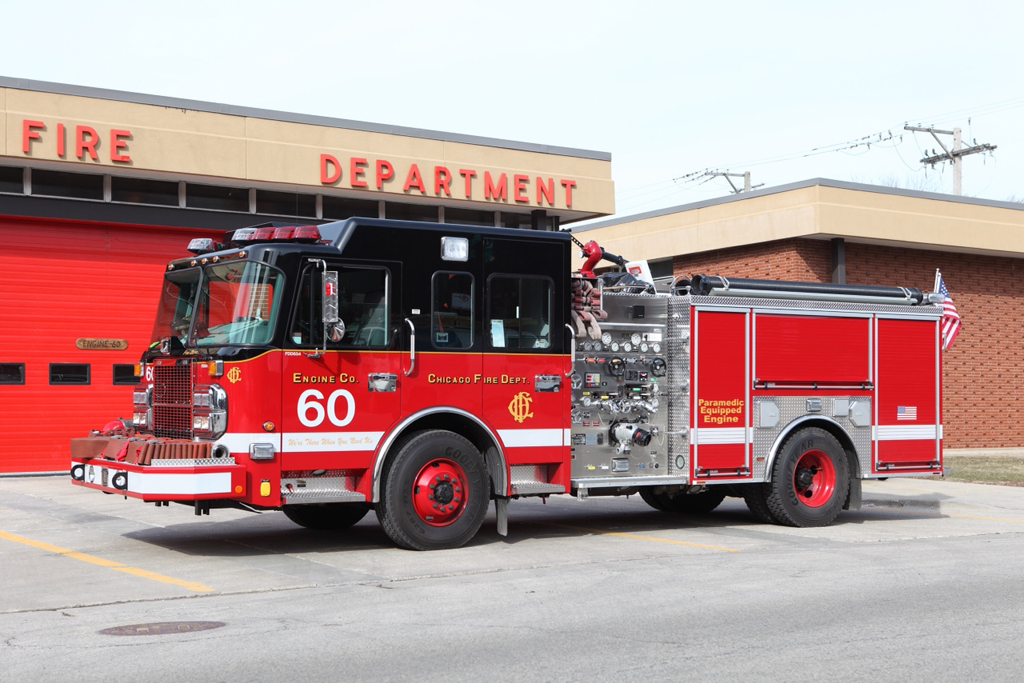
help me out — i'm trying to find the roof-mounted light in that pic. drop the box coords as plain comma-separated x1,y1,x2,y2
224,223,324,248
229,227,258,243
187,238,218,255
292,225,322,243
441,236,469,261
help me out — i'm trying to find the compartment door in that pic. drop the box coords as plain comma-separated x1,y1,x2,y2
693,309,750,478
875,318,941,470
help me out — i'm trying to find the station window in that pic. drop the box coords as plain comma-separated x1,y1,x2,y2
500,212,529,230
386,202,440,223
0,363,26,385
257,190,317,218
322,196,379,219
111,177,179,206
112,364,140,385
50,363,90,385
31,170,104,200
187,183,249,212
446,207,496,227
432,272,474,349
487,275,552,350
0,166,23,194
291,266,390,348
501,212,557,230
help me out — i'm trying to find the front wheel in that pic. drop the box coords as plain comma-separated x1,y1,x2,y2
766,427,850,527
376,430,489,550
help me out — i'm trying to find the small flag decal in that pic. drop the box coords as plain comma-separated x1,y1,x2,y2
897,406,917,421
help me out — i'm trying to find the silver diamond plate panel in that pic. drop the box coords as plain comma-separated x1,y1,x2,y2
149,457,237,468
281,475,359,500
510,465,565,494
666,296,691,478
751,396,872,480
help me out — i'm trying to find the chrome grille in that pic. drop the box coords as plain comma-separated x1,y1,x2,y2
153,364,193,439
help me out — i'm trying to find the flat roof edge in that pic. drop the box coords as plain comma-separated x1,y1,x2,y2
574,177,1024,232
0,75,612,162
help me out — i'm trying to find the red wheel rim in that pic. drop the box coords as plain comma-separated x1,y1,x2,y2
411,459,469,527
792,449,836,508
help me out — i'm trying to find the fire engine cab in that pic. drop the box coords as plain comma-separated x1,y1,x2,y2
70,218,945,550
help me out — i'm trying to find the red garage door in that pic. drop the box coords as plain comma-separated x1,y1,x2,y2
0,216,217,473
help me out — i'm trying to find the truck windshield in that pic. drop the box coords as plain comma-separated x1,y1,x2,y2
150,262,284,348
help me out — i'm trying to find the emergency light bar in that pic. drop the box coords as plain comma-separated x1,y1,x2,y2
223,224,323,248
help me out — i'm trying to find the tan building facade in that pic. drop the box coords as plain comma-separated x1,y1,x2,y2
2,76,614,227
574,179,1024,448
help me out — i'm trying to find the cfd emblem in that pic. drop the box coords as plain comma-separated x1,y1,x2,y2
227,367,242,384
508,391,534,424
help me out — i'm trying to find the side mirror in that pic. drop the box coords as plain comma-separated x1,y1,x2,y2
322,270,345,341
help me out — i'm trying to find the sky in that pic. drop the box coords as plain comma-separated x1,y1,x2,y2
2,0,1021,218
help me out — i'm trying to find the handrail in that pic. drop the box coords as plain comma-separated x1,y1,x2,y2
404,318,416,377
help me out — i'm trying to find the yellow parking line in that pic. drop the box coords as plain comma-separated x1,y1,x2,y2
863,507,1024,523
535,522,740,552
0,530,213,593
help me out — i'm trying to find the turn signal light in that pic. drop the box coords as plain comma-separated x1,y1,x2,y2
204,360,224,378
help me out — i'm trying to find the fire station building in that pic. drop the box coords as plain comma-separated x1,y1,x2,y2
574,179,1024,449
0,76,614,474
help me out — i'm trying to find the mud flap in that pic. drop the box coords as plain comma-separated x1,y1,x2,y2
495,497,509,536
844,477,862,511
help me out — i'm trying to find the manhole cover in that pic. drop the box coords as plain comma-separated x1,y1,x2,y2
99,621,226,636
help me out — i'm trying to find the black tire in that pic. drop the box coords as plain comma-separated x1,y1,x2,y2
766,427,850,527
639,487,672,511
282,503,370,530
741,485,778,524
376,430,489,551
640,487,726,514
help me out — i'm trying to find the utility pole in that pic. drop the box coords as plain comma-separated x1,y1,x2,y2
904,125,996,196
704,170,764,194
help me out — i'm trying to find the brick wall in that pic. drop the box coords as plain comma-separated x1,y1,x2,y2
673,238,1024,448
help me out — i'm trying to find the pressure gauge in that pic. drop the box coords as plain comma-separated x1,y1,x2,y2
601,332,612,345
610,342,620,352
640,342,649,353
582,341,593,352
593,342,603,352
652,342,662,353
630,332,642,345
623,342,633,352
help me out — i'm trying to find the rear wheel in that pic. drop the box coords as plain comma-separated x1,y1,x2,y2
282,503,370,530
640,487,727,513
376,430,489,550
741,486,778,524
766,427,850,527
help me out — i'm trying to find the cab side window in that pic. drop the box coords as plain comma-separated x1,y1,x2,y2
432,272,474,349
487,275,552,350
291,266,390,348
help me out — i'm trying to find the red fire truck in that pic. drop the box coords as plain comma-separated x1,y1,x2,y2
70,218,945,550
